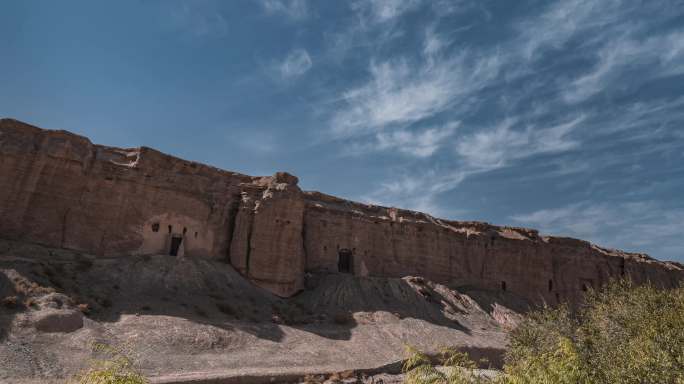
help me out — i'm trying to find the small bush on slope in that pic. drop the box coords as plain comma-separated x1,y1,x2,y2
402,345,491,384
70,343,148,384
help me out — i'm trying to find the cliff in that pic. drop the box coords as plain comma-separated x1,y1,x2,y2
1,118,682,302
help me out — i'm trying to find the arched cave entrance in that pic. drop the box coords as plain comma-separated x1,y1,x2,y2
169,235,183,256
338,248,353,274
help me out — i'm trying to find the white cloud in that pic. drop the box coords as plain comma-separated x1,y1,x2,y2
357,115,584,218
507,0,684,104
423,27,445,59
361,169,469,218
344,122,458,158
331,52,500,136
376,122,458,157
511,201,684,260
422,24,452,68
430,0,472,17
260,0,308,20
353,0,422,24
279,49,313,78
455,116,584,171
168,3,228,38
516,0,630,59
564,31,684,103
326,0,683,225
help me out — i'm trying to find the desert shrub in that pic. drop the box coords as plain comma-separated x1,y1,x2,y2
1,295,19,309
402,345,491,384
403,281,684,384
24,297,38,309
71,343,147,384
503,280,684,384
13,276,55,296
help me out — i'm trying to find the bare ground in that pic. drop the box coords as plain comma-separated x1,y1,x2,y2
0,239,526,383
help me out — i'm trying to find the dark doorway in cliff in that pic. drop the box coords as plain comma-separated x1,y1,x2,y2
169,236,183,256
338,249,353,274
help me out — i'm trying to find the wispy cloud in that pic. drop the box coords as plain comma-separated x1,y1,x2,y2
511,201,684,260
319,0,684,239
331,51,500,136
168,2,228,38
359,115,584,218
352,0,423,24
563,31,684,103
456,116,584,171
376,123,458,157
279,49,313,78
347,121,459,158
260,0,308,20
361,169,469,217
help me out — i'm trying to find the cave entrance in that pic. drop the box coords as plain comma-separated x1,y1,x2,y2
338,248,353,274
169,235,183,256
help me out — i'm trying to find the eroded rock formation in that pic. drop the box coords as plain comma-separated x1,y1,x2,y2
1,118,682,301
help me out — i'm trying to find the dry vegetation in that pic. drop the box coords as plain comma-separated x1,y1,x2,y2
403,280,684,384
70,343,147,384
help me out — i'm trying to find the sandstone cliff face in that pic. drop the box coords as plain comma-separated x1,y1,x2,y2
0,119,250,260
301,193,684,304
229,172,306,296
1,118,682,301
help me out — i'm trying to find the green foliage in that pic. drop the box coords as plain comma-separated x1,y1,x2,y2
404,281,684,384
71,342,148,384
503,280,684,384
402,345,491,384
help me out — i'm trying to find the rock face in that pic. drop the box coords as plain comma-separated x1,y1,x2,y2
1,118,683,301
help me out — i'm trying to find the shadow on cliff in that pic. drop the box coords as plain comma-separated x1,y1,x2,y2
0,246,290,342
458,285,535,316
0,271,17,341
283,273,478,340
0,240,519,344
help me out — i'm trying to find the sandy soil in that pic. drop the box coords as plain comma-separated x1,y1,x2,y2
0,239,524,383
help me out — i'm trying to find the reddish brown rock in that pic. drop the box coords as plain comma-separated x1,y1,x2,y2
1,118,682,301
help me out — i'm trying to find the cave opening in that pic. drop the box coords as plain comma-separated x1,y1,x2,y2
169,236,183,256
338,248,353,274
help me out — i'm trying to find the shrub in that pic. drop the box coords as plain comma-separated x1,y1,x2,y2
1,295,19,309
502,280,684,384
71,343,147,384
402,345,491,384
401,280,684,384
24,297,38,309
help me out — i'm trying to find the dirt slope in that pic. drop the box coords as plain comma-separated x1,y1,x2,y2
0,239,522,383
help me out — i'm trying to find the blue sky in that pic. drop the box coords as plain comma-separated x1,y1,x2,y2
1,0,683,261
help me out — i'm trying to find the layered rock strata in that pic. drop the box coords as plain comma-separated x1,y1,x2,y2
1,118,682,301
